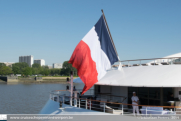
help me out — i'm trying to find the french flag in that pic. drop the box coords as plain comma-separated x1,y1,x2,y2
69,15,119,94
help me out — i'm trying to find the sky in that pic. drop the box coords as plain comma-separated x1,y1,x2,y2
0,0,181,65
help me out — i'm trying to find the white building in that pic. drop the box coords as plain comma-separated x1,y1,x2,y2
48,65,53,69
0,62,15,67
53,63,62,69
34,59,45,66
19,55,33,67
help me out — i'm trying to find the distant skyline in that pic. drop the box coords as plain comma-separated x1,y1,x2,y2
1,0,181,65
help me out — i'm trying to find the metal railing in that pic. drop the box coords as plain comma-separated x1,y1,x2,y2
112,57,181,68
49,90,181,115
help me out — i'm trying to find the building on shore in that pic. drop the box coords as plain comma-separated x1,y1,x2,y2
34,59,45,66
48,65,53,69
0,62,15,67
19,55,33,67
52,63,62,69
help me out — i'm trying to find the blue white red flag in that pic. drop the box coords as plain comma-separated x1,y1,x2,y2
69,15,119,94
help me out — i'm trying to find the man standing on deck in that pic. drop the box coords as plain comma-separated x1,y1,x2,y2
131,92,139,115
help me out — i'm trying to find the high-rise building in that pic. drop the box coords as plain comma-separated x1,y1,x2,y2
34,59,45,66
19,55,33,67
52,63,62,69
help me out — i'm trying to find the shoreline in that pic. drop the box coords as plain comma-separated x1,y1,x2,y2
0,80,68,84
0,76,78,83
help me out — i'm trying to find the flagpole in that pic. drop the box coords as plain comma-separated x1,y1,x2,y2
101,9,120,61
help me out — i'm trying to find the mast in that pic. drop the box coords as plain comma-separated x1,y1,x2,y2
101,9,120,61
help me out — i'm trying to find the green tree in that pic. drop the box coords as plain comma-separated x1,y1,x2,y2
32,68,39,75
32,63,41,68
60,61,77,76
23,67,32,76
50,69,61,75
12,62,29,74
0,66,12,75
32,63,41,75
40,66,50,76
44,69,50,76
0,63,6,67
42,65,49,69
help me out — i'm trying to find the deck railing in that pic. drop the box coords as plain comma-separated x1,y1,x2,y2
50,90,181,115
113,57,181,68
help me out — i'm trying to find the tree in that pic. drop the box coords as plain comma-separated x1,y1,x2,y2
32,63,41,68
23,67,32,76
0,63,6,67
32,63,41,75
50,69,61,75
60,61,77,76
42,65,49,69
32,68,39,75
12,62,29,74
0,66,12,75
40,65,50,76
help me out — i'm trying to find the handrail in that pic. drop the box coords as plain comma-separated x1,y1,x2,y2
120,57,181,62
63,96,179,109
50,90,179,108
50,90,181,115
50,90,181,109
54,90,67,92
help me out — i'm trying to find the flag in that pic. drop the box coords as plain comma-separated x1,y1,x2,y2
69,15,119,94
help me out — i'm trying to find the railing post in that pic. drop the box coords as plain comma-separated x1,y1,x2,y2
104,103,105,112
122,104,123,115
86,99,87,109
57,95,59,102
170,58,172,65
90,100,91,110
79,98,80,108
63,96,64,104
146,107,147,115
73,97,74,106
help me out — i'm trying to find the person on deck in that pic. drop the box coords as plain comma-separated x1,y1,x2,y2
131,92,140,115
73,86,76,91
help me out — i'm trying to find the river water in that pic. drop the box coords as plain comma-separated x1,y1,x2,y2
0,82,67,114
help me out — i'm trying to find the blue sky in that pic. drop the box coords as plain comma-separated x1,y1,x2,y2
0,0,181,65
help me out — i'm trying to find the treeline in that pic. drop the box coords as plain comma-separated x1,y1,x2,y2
0,61,77,76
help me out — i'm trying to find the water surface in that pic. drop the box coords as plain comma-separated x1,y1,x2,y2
0,82,67,114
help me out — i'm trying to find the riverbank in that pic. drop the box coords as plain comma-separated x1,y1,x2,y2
0,76,78,83
42,76,77,80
